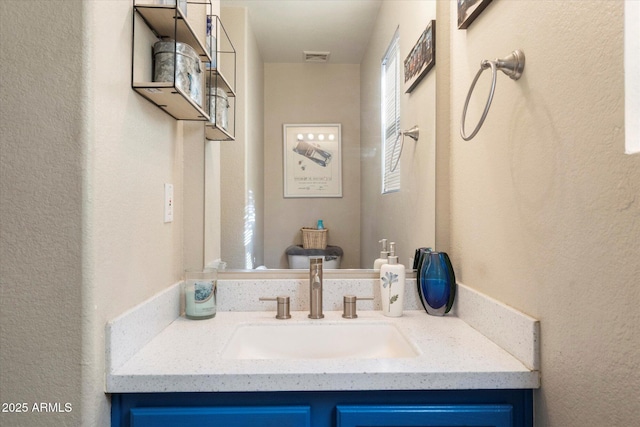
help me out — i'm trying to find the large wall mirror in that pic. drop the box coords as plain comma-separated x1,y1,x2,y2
209,0,437,271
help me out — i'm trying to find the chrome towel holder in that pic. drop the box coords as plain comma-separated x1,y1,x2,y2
460,49,525,141
390,126,419,172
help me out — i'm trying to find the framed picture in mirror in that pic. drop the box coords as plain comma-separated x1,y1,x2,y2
458,0,493,29
404,20,436,94
283,124,342,198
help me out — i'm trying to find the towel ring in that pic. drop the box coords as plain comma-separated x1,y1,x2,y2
460,49,525,141
390,126,419,172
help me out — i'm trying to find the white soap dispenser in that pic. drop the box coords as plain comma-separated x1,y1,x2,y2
373,239,390,270
379,242,405,317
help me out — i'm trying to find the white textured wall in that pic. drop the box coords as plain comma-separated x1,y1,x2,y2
360,0,437,268
446,0,640,425
263,63,361,269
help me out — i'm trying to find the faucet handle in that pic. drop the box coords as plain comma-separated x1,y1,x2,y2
259,296,292,319
342,295,374,319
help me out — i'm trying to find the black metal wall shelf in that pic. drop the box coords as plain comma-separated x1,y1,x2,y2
134,4,211,62
132,1,211,121
132,82,209,121
131,2,236,141
205,15,236,141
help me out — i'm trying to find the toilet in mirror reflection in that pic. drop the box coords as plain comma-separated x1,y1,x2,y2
285,245,343,269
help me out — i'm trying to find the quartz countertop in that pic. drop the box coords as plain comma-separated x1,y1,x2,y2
106,278,540,393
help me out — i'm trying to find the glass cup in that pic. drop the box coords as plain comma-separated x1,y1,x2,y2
183,268,217,320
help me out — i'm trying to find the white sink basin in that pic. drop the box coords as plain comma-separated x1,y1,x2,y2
221,322,419,360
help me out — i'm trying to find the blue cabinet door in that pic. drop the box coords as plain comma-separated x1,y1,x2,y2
336,404,513,427
113,390,531,427
130,405,311,427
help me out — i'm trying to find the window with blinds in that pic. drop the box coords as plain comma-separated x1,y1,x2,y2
381,29,401,194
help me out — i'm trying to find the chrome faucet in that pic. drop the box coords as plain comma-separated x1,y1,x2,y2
308,256,324,319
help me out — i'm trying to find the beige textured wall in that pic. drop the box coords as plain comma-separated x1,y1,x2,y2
220,7,264,269
264,63,361,269
0,1,84,425
360,0,437,268
1,1,218,426
184,121,206,271
445,0,640,425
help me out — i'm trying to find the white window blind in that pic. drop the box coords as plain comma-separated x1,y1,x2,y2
381,30,401,193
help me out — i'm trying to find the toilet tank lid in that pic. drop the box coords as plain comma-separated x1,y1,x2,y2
285,245,343,257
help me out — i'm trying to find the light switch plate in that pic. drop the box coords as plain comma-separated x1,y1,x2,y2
164,183,174,223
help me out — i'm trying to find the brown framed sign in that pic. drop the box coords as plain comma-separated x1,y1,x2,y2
404,20,436,94
458,0,493,29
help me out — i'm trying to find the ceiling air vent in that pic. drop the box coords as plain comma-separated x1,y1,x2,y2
304,51,331,63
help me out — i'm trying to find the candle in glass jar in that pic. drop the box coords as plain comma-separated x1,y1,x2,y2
183,269,217,319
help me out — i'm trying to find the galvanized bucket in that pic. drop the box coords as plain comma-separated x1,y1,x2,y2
209,87,229,130
153,40,203,107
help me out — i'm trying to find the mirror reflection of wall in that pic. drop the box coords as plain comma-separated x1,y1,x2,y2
264,64,360,269
211,0,437,270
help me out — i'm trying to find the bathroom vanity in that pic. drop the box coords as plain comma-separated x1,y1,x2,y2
107,275,539,427
112,389,532,426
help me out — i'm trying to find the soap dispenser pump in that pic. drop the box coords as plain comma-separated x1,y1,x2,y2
373,239,390,270
379,242,405,317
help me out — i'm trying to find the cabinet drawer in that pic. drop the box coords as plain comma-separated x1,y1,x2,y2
336,404,513,427
130,405,311,427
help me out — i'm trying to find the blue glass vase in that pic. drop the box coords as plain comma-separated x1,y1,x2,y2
418,251,456,316
415,247,431,308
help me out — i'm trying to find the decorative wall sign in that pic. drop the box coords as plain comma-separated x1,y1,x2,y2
404,20,436,93
458,0,493,29
283,124,342,198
